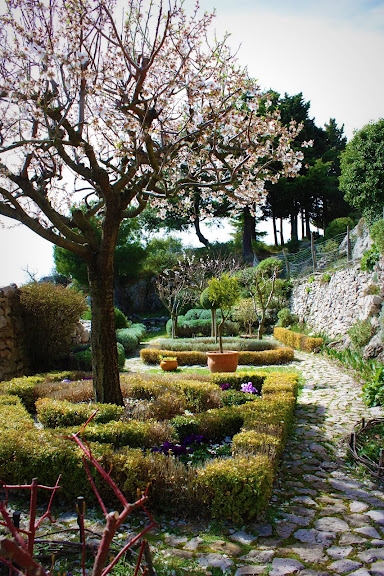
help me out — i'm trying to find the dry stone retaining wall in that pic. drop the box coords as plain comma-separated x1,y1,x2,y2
290,264,384,339
0,284,29,381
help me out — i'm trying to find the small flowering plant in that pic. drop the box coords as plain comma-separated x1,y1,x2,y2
151,434,231,465
241,382,258,394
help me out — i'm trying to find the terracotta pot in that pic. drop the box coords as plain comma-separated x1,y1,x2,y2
160,359,178,371
206,351,239,373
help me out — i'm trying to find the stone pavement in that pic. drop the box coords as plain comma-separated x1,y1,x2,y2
139,351,384,575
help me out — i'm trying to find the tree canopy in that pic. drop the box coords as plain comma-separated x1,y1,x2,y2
340,119,384,223
0,0,304,404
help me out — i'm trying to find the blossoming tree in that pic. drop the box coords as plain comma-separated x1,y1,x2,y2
0,0,304,404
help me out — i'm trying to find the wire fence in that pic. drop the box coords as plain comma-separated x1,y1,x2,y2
275,230,358,279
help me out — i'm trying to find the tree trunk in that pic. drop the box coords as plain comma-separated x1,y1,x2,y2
290,213,298,240
210,308,216,338
272,215,278,246
88,244,123,406
242,206,256,263
171,314,178,339
305,209,311,239
193,216,210,247
257,313,265,340
279,218,284,245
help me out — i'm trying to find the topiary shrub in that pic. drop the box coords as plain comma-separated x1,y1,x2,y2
194,455,274,522
20,283,87,373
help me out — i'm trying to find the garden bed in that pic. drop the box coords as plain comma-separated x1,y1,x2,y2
0,368,298,522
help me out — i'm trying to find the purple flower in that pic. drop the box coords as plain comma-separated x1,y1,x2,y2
241,382,257,394
220,383,231,390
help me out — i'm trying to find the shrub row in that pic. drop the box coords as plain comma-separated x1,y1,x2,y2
0,372,88,412
166,317,239,338
155,337,277,352
273,327,323,352
140,347,294,366
0,370,298,522
35,398,124,428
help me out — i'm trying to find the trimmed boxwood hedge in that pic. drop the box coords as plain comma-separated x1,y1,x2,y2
140,346,294,366
0,369,299,520
273,327,323,352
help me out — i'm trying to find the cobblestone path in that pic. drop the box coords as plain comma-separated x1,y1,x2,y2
153,352,384,575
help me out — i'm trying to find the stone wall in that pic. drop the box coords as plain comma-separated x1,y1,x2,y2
0,284,29,381
290,264,384,339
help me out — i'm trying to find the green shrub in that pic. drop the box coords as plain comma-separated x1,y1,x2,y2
370,219,384,254
116,323,146,353
0,399,35,430
35,398,124,428
114,307,129,329
73,343,125,371
285,237,300,253
116,329,138,353
128,323,146,340
117,342,125,368
60,420,173,449
273,327,323,352
321,273,331,283
170,415,199,442
324,217,355,239
232,430,282,458
210,371,264,392
155,337,276,352
195,455,274,522
184,308,205,320
361,244,381,271
166,317,239,338
0,376,45,412
276,307,299,328
195,407,243,442
20,283,87,372
73,347,92,371
348,318,375,350
140,346,294,366
363,365,384,407
221,389,258,406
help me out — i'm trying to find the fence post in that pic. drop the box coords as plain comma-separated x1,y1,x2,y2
311,232,317,272
347,226,352,262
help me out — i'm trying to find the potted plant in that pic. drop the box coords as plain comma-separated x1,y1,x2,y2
205,274,240,373
159,355,178,371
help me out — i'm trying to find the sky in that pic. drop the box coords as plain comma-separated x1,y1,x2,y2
0,0,383,287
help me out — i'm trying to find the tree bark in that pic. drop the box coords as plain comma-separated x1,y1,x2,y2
88,239,124,406
272,215,278,246
242,206,256,263
193,216,210,246
290,213,298,240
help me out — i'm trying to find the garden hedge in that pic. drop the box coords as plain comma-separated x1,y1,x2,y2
140,346,294,366
0,369,299,521
273,327,323,352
